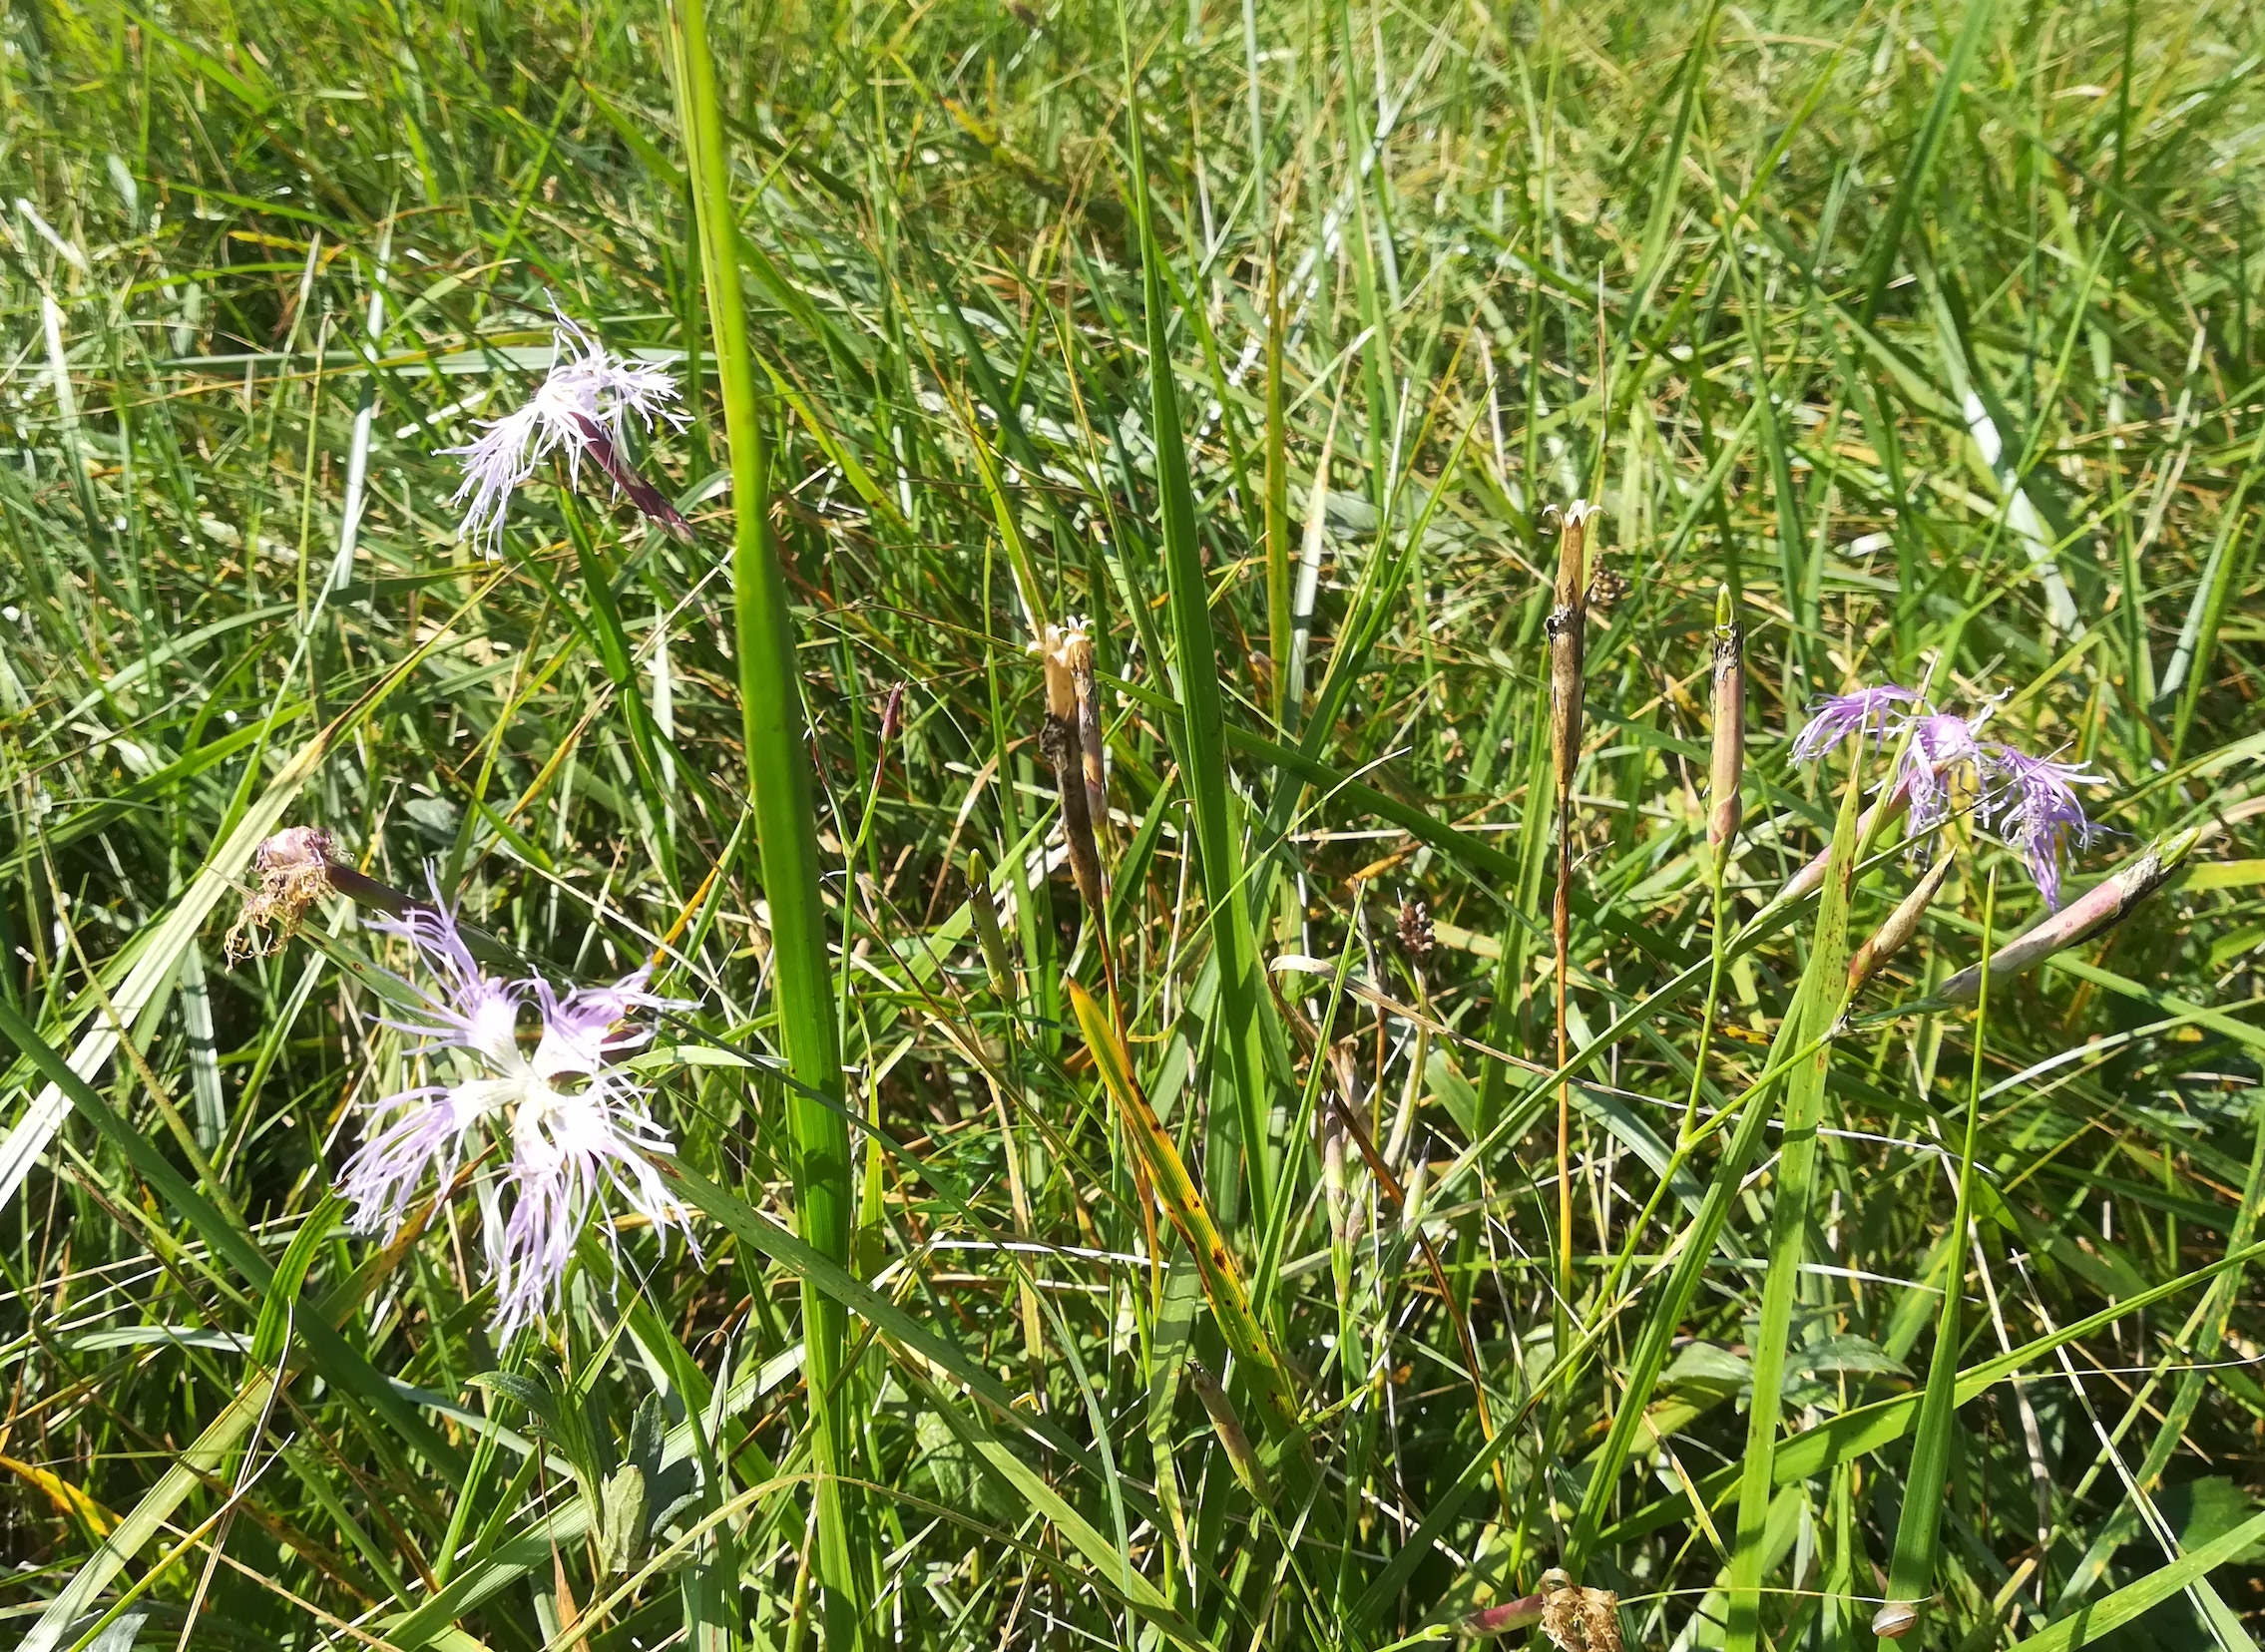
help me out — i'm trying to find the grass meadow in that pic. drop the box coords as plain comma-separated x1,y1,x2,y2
3,0,2265,1646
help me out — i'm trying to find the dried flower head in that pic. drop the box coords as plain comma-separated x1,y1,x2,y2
338,876,695,1335
1985,747,2107,910
1789,683,1919,763
443,312,687,555
226,826,340,961
1536,1570,1622,1652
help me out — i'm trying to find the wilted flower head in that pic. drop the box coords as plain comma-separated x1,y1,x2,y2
338,878,694,1335
1987,747,2106,910
1789,684,1918,763
226,826,339,961
1900,711,1989,830
443,312,687,555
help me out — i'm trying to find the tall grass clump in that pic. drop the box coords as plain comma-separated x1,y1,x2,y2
3,1,2265,1649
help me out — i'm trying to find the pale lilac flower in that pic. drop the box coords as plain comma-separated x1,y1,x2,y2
336,883,695,1335
442,312,687,554
1986,747,2106,910
1899,711,1989,829
1790,684,1918,762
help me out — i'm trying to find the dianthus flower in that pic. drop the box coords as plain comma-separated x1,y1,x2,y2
337,879,694,1335
1789,684,1918,762
442,312,688,554
1986,747,2106,910
1899,711,1989,830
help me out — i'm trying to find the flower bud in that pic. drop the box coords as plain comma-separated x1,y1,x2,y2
1940,829,2198,1003
1187,1362,1272,1504
1465,1594,1547,1636
1546,502,1596,807
1847,854,1956,994
1708,586,1745,857
966,851,1015,997
1035,620,1105,915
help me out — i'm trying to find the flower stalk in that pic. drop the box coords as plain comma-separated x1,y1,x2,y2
1679,587,1745,1149
1546,500,1594,1301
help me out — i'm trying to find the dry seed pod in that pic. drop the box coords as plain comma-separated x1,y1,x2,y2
1871,1601,1920,1639
1546,502,1596,807
1708,585,1745,856
1033,622,1106,915
1059,615,1108,835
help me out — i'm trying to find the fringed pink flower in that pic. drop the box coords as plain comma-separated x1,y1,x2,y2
1792,680,2112,908
1789,684,1918,762
1900,711,1989,830
442,311,688,554
336,881,696,1336
1986,747,2106,910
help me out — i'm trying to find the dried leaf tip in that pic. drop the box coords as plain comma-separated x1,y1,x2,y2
1708,585,1745,856
226,826,340,961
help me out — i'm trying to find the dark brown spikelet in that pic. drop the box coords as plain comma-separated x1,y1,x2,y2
1397,898,1434,962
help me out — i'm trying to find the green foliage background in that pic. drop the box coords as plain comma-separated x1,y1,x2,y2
2,0,2264,1647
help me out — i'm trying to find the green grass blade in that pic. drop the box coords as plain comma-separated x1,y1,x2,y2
1121,46,1279,1236
663,0,862,1638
